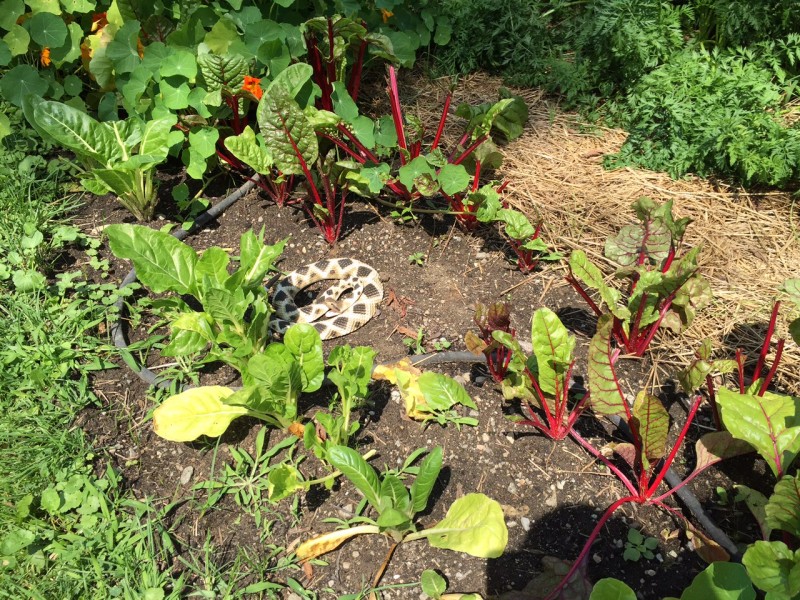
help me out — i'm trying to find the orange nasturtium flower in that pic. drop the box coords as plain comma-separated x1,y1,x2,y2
242,75,263,100
40,47,51,67
380,8,393,23
91,12,108,32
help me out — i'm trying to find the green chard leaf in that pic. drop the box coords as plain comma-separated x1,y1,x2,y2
283,323,324,393
530,307,575,397
327,445,382,511
766,474,800,537
409,446,443,514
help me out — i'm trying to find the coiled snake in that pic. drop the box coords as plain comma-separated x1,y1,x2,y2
269,258,383,340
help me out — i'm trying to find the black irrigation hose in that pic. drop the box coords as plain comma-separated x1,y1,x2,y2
108,176,737,559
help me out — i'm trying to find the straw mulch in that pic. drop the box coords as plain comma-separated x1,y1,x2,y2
411,72,800,393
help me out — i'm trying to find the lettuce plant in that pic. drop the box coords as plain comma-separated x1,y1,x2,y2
495,308,588,440
23,98,176,221
106,223,286,374
566,197,710,356
296,446,507,561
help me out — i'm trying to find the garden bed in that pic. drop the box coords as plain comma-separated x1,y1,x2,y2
75,171,770,597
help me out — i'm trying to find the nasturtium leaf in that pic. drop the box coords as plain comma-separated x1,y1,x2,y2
589,578,636,600
588,315,628,417
27,0,60,14
331,81,358,123
422,493,507,558
420,570,447,599
0,40,10,66
530,307,575,397
397,155,434,192
717,387,800,477
417,372,477,411
224,126,273,174
742,541,800,600
409,446,442,514
283,323,324,393
106,223,198,295
352,164,390,194
204,17,239,54
678,562,755,600
107,21,142,74
438,163,471,195
3,24,29,56
159,78,191,110
160,48,197,80
766,474,800,537
28,12,67,48
63,74,82,97
186,126,219,179
153,386,246,441
631,391,669,468
1,65,47,107
327,445,382,511
60,0,94,12
0,0,24,30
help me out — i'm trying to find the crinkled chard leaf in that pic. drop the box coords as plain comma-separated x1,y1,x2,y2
257,87,318,175
588,315,628,417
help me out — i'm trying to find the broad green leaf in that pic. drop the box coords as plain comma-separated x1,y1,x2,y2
257,88,317,175
419,493,507,558
169,311,215,342
197,53,247,91
376,506,411,531
195,246,230,286
766,474,800,537
438,163,472,195
742,541,800,600
204,18,239,55
28,12,67,48
327,445,382,511
569,250,629,320
3,66,47,107
589,578,636,600
33,99,116,163
631,391,669,468
331,81,358,123
224,126,273,174
0,0,24,30
530,307,575,396
49,21,82,66
737,485,772,541
421,570,447,599
717,387,800,477
588,315,628,417
3,24,30,57
0,40,10,67
240,359,301,419
106,223,198,295
692,431,754,475
397,156,435,193
204,287,247,327
259,63,314,98
417,372,477,411
605,219,670,269
679,562,755,600
410,446,442,514
496,208,534,240
153,386,246,441
160,48,197,80
107,21,142,74
267,464,304,501
283,323,324,392
238,231,286,287
138,116,176,159
159,78,191,110
380,475,410,514
186,126,219,179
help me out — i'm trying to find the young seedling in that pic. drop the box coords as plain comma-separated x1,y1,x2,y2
403,326,427,355
543,315,752,599
296,446,507,562
623,528,659,562
408,252,426,266
373,359,479,428
565,198,710,356
465,302,515,383
494,308,588,440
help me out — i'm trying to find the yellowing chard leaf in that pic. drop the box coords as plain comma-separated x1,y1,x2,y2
153,386,247,442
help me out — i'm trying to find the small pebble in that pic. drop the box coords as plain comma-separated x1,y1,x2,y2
521,517,531,531
645,570,656,577
180,466,194,485
593,553,602,563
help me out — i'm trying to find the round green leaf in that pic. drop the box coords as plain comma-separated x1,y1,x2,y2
4,24,30,56
0,0,25,31
0,40,10,66
589,578,637,600
0,65,48,107
28,12,67,48
63,74,82,96
160,48,197,80
420,570,446,599
423,493,508,558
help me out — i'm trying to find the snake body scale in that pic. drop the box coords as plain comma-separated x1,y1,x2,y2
269,258,384,340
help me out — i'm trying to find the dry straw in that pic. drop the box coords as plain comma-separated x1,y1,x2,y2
409,71,800,393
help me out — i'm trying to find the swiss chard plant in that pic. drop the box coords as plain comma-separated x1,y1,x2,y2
543,314,752,599
295,445,507,562
24,98,177,221
566,197,711,356
495,308,588,440
465,301,515,383
106,223,286,374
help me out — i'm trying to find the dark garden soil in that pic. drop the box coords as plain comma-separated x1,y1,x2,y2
72,177,768,599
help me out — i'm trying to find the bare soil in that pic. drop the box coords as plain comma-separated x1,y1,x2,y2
73,175,769,598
